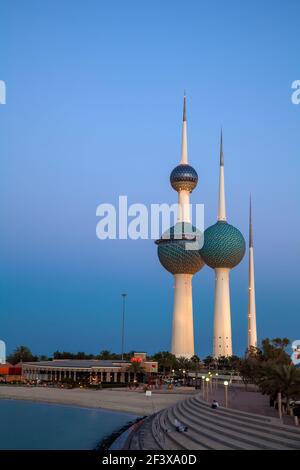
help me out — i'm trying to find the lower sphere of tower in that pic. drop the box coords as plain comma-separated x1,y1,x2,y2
200,221,246,269
156,222,205,275
170,164,198,192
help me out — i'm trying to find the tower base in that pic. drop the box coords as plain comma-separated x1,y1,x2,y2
171,273,195,358
213,268,232,358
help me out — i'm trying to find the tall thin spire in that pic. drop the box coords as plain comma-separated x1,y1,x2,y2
220,128,224,166
248,196,257,349
249,196,253,247
217,129,226,221
180,93,188,164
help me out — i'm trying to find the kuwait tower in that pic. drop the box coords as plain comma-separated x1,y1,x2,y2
248,197,257,349
155,96,204,358
200,132,245,357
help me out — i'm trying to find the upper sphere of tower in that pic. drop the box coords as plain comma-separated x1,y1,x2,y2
156,222,205,275
200,221,246,269
170,164,198,192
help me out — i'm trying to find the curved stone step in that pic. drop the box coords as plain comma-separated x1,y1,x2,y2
150,415,164,450
138,416,161,450
178,399,296,450
191,395,273,424
171,403,256,450
164,406,209,450
155,408,187,450
190,395,300,438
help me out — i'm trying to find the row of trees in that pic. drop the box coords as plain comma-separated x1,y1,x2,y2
7,347,139,365
7,346,240,372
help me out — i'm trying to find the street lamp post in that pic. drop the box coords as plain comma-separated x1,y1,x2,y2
121,293,127,360
201,375,205,399
215,373,219,390
278,391,282,421
224,380,229,408
205,377,210,402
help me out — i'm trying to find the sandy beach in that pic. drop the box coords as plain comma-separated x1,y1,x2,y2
0,385,196,415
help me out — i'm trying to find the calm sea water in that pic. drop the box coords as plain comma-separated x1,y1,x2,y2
0,399,137,450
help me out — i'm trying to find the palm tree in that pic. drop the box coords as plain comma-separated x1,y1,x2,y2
258,364,300,412
127,361,145,386
261,338,290,364
176,356,191,372
7,346,37,365
152,351,177,375
190,355,201,379
128,361,145,374
203,355,215,371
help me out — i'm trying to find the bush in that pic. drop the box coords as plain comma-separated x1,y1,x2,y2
100,382,128,388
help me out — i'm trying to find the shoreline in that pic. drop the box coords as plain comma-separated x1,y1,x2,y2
0,396,139,416
0,385,194,415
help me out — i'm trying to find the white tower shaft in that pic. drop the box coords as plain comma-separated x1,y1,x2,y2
248,199,257,349
213,268,232,357
178,190,191,223
180,119,188,164
172,274,194,358
172,95,194,358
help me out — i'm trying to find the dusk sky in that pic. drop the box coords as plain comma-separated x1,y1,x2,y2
0,0,299,358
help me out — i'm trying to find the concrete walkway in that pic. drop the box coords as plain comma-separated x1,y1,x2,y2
0,385,194,415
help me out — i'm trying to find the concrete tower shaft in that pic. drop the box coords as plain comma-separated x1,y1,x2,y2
156,95,204,358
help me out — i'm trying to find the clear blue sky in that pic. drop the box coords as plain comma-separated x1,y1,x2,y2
0,0,299,357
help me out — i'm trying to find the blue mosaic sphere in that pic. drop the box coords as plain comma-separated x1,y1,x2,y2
200,221,245,269
156,222,205,275
170,164,198,192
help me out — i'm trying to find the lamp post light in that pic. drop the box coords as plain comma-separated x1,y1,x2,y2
205,377,210,402
224,380,229,408
215,373,219,390
121,293,127,361
183,369,186,386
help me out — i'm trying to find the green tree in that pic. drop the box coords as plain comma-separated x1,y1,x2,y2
98,350,113,360
38,355,50,361
152,351,177,374
203,355,215,370
128,361,145,374
122,351,136,361
7,346,37,365
238,356,262,389
246,345,262,358
258,364,300,411
175,356,191,372
190,355,201,379
261,338,290,364
228,355,242,371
